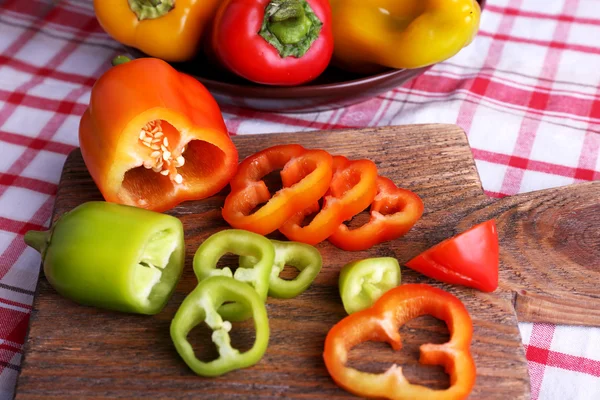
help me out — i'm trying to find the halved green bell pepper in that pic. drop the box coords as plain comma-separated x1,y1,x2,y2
240,240,322,299
170,276,270,377
339,257,401,314
193,229,275,321
24,201,185,315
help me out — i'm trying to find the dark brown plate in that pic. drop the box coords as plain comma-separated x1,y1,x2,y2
128,0,485,113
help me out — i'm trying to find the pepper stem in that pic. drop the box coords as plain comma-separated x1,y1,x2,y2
259,0,323,58
269,0,309,45
127,0,175,21
111,55,132,67
24,230,51,259
271,0,303,22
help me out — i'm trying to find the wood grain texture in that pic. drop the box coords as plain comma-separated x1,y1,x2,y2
17,124,543,399
471,182,600,326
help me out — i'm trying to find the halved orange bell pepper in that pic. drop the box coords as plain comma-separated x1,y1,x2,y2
323,284,476,399
279,155,377,245
79,58,238,212
329,176,424,251
94,0,222,62
222,144,333,235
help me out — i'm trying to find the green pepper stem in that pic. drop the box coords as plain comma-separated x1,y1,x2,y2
259,0,323,58
111,55,132,67
271,0,303,22
127,0,174,21
24,230,51,259
267,0,310,45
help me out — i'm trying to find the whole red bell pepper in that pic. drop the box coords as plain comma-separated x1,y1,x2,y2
210,0,334,86
323,284,476,399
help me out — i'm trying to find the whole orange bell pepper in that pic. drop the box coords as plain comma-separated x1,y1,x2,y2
323,284,476,399
79,58,238,212
94,0,222,62
330,0,481,72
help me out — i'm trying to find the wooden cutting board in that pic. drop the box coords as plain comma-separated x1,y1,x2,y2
15,124,600,399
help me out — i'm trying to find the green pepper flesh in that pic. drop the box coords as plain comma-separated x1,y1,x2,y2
339,257,401,314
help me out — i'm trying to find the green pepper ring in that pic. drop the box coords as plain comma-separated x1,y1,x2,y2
193,229,275,321
240,239,322,299
170,276,270,377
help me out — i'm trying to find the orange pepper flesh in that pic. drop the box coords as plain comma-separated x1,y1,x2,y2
79,58,238,212
222,145,333,236
323,284,476,399
329,176,424,251
279,155,378,245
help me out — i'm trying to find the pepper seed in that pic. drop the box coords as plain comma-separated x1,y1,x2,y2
139,120,184,183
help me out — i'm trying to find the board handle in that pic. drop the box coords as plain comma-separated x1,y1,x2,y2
513,290,600,326
466,181,600,326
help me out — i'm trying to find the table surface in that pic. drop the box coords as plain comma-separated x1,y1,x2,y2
0,1,599,399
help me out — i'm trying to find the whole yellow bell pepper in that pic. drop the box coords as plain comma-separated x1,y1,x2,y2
94,0,221,62
330,0,481,72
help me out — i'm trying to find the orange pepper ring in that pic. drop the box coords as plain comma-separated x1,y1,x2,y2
222,145,333,235
328,176,424,251
323,284,476,400
279,155,378,245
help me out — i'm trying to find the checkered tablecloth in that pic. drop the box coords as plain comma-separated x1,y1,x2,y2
1,0,599,399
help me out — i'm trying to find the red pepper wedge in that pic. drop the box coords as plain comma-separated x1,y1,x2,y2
323,284,476,400
222,144,333,235
79,58,238,212
406,220,499,292
279,155,378,245
329,176,424,251
210,0,334,86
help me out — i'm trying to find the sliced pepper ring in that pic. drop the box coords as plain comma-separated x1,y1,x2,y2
240,240,323,299
329,176,424,251
279,155,378,245
323,284,476,399
170,276,270,377
193,229,275,321
222,144,334,235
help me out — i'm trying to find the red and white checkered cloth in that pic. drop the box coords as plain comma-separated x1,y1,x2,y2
1,0,599,398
